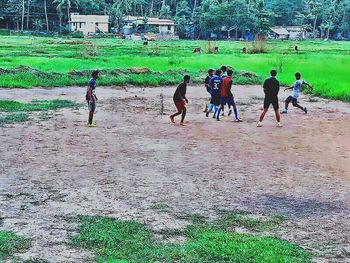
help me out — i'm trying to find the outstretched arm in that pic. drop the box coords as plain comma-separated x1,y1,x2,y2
284,86,293,92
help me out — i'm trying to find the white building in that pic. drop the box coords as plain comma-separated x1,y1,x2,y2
70,13,109,36
123,16,177,40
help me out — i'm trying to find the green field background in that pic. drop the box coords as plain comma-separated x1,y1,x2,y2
0,36,349,101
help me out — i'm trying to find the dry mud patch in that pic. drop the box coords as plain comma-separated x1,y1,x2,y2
0,85,349,262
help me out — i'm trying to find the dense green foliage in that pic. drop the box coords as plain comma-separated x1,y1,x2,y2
0,36,349,101
0,231,30,260
72,214,311,262
0,0,349,39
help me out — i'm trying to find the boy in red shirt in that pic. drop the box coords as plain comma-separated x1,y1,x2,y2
219,70,241,122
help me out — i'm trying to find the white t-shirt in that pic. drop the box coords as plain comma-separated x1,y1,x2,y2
291,79,308,98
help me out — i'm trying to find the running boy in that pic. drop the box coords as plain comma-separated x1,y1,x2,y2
281,72,313,114
203,69,215,112
86,70,100,127
219,69,241,122
170,75,191,126
257,70,282,127
206,69,222,120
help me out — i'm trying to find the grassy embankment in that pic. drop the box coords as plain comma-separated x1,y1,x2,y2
0,36,349,101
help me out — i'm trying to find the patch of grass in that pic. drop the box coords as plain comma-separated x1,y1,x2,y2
71,214,310,263
0,231,31,260
216,211,288,232
150,203,170,213
0,113,29,126
0,100,79,112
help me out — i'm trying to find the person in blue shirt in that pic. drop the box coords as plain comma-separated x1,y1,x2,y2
206,69,223,120
86,70,100,127
281,72,313,114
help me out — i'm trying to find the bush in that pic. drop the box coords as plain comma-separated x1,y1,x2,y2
71,31,84,38
0,29,11,36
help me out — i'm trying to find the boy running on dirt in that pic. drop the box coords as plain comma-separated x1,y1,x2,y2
86,70,100,127
170,75,191,126
257,70,282,127
206,69,222,120
281,72,313,114
219,70,241,122
203,69,215,112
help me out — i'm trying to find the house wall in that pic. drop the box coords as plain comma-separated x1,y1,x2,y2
70,14,109,35
159,25,174,34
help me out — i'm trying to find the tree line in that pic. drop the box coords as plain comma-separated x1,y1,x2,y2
0,0,349,39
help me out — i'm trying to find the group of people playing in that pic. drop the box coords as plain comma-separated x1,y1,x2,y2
169,65,313,127
85,67,313,128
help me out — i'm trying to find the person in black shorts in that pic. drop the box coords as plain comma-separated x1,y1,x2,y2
257,70,282,127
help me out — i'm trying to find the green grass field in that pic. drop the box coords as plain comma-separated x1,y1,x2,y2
0,231,30,260
0,36,349,101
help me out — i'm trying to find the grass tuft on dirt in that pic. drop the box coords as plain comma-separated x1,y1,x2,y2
71,214,310,263
0,113,29,126
0,100,79,112
0,231,31,260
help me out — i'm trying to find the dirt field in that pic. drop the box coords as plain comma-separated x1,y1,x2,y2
0,85,349,263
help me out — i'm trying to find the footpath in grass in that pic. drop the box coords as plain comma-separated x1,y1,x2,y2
0,99,79,126
0,231,30,261
71,211,311,263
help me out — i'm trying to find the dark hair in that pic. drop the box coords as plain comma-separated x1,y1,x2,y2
215,69,222,76
221,66,227,72
184,75,191,82
208,69,214,74
227,70,233,76
91,70,100,78
270,70,277,77
295,72,301,78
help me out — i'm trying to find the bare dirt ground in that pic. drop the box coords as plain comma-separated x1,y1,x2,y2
0,85,349,263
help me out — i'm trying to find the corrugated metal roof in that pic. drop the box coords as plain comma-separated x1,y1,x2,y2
270,27,289,35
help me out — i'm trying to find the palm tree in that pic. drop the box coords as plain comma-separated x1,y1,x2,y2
53,0,80,26
113,0,133,15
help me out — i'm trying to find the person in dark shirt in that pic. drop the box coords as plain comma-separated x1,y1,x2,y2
219,70,241,122
206,69,222,120
257,70,282,127
86,70,100,127
170,75,191,126
204,69,215,112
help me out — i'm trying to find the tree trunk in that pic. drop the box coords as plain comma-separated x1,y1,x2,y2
192,0,197,20
21,0,25,31
312,15,317,38
44,0,49,32
26,0,30,30
150,0,154,16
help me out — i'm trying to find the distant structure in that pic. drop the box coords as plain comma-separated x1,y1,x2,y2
123,16,178,40
270,26,306,40
70,13,109,36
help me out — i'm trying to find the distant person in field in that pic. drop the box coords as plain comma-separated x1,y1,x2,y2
257,70,282,127
170,75,191,126
86,70,100,127
219,69,241,122
206,69,222,120
281,72,313,114
204,69,215,112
